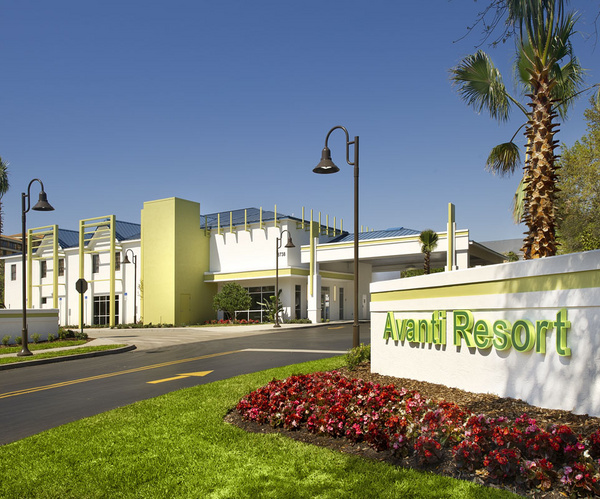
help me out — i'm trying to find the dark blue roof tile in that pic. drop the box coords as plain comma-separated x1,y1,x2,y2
329,227,420,243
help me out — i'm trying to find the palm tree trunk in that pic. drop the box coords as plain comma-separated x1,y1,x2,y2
522,66,560,259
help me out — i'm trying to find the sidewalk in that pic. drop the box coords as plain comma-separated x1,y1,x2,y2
84,322,322,351
0,322,345,367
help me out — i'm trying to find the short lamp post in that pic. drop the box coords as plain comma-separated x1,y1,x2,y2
122,249,137,325
19,179,54,357
314,126,360,348
274,230,295,328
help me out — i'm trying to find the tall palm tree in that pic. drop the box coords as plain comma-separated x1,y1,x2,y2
451,0,598,259
419,229,438,275
0,157,9,308
0,157,8,236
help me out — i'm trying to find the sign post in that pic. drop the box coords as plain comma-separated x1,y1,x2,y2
75,278,88,336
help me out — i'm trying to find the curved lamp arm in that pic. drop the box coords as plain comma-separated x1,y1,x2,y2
324,125,357,167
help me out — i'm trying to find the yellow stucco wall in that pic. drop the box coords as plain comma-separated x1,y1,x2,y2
141,197,215,325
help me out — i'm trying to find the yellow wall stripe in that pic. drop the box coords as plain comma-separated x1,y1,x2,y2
371,269,600,302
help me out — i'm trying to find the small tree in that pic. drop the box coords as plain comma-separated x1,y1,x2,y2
213,283,252,322
556,101,600,253
258,289,283,323
419,229,439,275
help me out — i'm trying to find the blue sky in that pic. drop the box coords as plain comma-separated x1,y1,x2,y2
1,1,599,243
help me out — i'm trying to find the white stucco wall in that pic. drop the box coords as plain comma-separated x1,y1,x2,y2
0,309,59,344
210,223,311,274
3,239,141,327
370,250,600,416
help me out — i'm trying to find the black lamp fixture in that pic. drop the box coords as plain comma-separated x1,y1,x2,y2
122,249,138,325
314,126,360,348
274,230,295,328
19,179,54,356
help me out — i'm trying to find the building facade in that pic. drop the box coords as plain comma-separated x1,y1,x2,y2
2,197,505,327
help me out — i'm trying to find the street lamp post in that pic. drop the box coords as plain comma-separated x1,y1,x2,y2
314,126,360,348
19,179,54,357
274,230,295,328
122,249,137,325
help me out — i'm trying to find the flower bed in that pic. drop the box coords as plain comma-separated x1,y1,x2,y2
236,371,600,497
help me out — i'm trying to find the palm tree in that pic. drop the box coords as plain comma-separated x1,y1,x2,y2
451,0,599,259
419,229,438,275
0,157,9,308
0,156,9,236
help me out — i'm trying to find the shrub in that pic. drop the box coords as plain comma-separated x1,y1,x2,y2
47,333,56,342
15,336,22,345
345,343,370,370
58,328,87,340
521,459,556,491
32,333,41,343
58,327,71,340
483,448,522,481
1,335,10,346
453,440,484,471
213,283,252,321
414,435,443,465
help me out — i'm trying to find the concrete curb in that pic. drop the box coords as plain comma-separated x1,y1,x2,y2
0,344,137,371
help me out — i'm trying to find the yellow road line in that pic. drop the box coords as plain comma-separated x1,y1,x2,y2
148,371,213,384
0,350,241,399
147,375,189,384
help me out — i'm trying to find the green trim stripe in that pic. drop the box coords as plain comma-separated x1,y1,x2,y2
371,269,600,302
321,271,354,281
0,313,59,318
204,268,309,282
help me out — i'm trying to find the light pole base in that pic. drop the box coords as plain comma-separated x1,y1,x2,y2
17,347,33,357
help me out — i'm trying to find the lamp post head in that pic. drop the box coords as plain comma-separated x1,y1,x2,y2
313,146,340,174
122,250,136,265
32,190,54,211
284,237,295,248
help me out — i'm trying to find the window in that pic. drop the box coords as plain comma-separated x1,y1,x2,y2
41,297,47,305
40,260,47,278
295,285,302,320
10,264,16,281
58,258,65,277
115,252,121,271
93,295,120,325
233,286,275,322
92,254,100,274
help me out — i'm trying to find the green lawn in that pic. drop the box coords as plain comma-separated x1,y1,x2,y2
0,357,520,498
0,344,126,365
0,340,88,354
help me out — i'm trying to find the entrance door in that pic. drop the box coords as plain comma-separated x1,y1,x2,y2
321,287,330,321
180,294,191,325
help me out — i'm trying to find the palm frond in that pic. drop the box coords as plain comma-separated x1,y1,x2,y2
450,51,511,122
486,142,522,176
512,176,527,224
419,229,439,253
0,157,9,199
551,56,586,118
